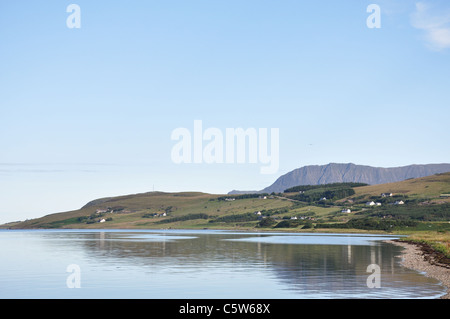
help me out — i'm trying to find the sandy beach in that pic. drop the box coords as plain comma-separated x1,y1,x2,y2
386,240,450,299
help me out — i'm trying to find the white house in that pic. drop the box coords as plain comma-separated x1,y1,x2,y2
99,219,106,223
376,202,382,206
290,216,298,220
255,211,262,215
381,193,393,197
394,200,405,205
366,201,376,206
341,209,351,213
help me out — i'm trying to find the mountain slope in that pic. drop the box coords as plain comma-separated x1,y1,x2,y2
231,163,450,194
5,172,450,230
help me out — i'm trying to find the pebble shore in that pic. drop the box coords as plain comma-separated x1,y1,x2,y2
385,240,450,299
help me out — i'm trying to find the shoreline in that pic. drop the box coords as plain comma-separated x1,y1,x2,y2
385,240,450,299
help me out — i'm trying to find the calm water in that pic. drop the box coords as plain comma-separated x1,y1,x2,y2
0,229,446,299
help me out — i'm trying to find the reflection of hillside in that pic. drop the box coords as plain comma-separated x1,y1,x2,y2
256,243,385,295
45,231,444,297
236,240,442,297
76,232,274,266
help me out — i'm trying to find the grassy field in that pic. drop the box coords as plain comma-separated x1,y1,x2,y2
352,173,450,201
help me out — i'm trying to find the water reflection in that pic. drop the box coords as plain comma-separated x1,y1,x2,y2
0,230,446,299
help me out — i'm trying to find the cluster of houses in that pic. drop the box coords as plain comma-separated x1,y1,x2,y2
94,207,130,223
339,192,405,214
253,211,315,221
365,192,404,206
95,209,111,223
289,216,316,221
150,212,168,217
364,200,405,206
365,201,382,206
95,208,129,214
258,195,275,199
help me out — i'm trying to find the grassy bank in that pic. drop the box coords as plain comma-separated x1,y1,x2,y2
395,230,450,258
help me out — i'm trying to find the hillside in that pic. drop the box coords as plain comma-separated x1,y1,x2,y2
10,191,298,229
229,163,450,194
6,172,450,232
352,173,450,201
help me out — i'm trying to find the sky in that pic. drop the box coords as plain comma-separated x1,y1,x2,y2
1,0,449,224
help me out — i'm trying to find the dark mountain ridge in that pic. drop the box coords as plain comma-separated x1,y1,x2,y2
229,163,450,194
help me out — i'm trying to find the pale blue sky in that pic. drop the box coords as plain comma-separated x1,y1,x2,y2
1,1,449,223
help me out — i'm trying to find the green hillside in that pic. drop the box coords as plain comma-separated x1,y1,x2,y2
6,173,450,236
10,191,297,230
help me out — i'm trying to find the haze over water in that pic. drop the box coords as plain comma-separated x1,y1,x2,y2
0,229,446,299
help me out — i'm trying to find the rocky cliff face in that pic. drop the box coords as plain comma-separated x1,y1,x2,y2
229,163,450,194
